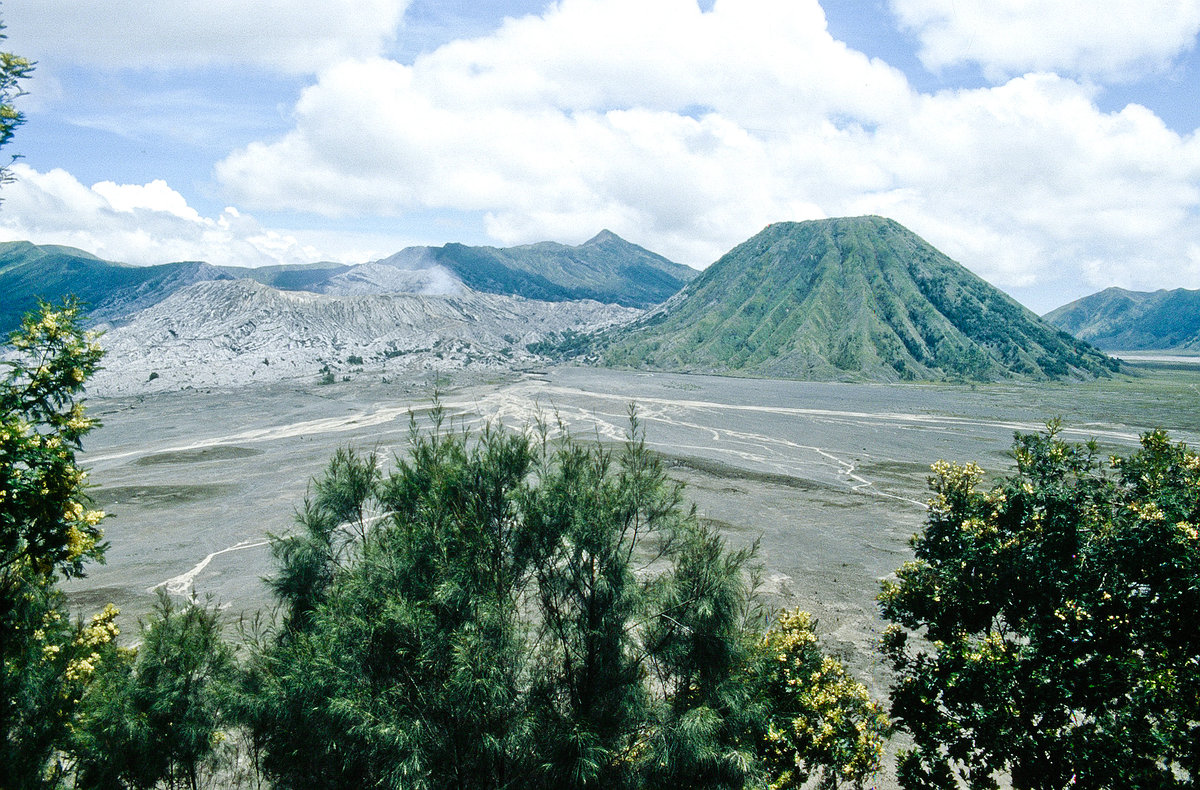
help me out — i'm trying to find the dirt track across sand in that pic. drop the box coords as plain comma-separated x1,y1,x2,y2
69,364,1200,788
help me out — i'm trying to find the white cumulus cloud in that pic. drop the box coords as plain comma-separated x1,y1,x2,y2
6,0,1200,313
863,75,1200,293
0,165,335,268
91,180,204,222
888,0,1200,81
3,0,411,73
216,0,913,265
211,0,1200,310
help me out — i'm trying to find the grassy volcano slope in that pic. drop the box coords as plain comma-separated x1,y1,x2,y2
408,230,697,308
601,217,1117,381
1,242,131,331
0,242,236,333
1044,287,1200,351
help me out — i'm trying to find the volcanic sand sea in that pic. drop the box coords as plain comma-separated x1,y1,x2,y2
67,363,1200,711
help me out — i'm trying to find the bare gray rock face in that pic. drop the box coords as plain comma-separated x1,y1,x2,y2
89,278,639,396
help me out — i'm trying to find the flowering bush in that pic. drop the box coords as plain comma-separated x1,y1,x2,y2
0,299,112,788
881,425,1200,789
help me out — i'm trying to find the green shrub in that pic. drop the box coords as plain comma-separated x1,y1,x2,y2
882,425,1200,788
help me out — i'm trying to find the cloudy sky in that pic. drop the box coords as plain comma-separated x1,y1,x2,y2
2,0,1199,313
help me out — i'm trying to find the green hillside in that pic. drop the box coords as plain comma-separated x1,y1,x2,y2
1044,287,1200,350
0,230,690,337
600,217,1116,381
0,242,234,334
387,230,697,307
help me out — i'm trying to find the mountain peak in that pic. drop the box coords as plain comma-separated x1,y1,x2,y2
391,232,696,308
582,229,624,247
1045,286,1200,351
600,216,1116,381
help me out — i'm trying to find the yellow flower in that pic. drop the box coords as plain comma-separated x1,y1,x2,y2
64,525,96,561
65,653,98,683
1137,502,1166,522
75,603,120,649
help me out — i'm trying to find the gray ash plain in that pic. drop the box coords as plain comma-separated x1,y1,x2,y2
68,364,1200,701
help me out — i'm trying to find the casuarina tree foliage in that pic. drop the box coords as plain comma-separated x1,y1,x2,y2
881,425,1200,789
241,406,888,789
71,591,238,790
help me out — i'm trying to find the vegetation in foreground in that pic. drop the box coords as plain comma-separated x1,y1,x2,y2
0,302,239,790
0,299,105,785
240,406,889,790
5,303,1200,790
2,304,890,789
883,425,1200,788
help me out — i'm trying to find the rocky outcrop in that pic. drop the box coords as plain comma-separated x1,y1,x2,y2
88,279,640,395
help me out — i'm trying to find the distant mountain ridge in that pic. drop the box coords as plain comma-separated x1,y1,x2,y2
5,221,1120,392
374,230,697,307
0,231,694,335
0,234,678,394
0,241,235,332
1043,287,1200,351
599,217,1116,381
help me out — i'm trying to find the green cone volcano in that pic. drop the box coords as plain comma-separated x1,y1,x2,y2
601,217,1116,381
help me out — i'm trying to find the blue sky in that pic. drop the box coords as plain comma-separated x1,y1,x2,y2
2,0,1199,313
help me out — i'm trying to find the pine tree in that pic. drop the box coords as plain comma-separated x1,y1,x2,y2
244,406,889,789
72,592,236,790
